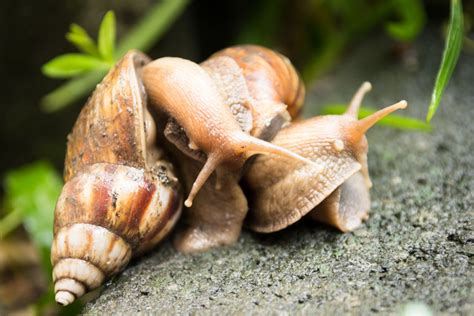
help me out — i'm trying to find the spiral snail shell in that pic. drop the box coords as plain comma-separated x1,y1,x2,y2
51,51,182,306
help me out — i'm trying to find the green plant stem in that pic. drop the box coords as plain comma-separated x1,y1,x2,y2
116,0,190,56
0,208,23,239
41,0,191,111
320,104,432,131
41,69,107,112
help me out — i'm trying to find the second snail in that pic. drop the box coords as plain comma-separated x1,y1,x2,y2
51,45,407,305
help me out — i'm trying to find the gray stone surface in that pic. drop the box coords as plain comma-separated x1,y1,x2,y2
85,31,473,315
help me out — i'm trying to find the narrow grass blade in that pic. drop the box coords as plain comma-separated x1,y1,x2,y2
116,0,190,56
426,0,463,122
321,104,432,132
66,23,100,57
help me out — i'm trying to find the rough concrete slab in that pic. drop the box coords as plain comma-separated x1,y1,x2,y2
84,30,473,315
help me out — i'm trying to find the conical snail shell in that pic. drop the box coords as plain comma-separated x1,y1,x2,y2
51,51,182,306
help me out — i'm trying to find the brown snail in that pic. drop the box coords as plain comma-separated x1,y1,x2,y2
164,45,308,252
51,51,182,306
245,82,407,232
141,50,315,208
51,45,407,306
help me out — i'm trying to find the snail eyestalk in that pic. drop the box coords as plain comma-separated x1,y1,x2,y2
185,153,223,207
239,134,319,169
351,100,408,140
345,81,372,118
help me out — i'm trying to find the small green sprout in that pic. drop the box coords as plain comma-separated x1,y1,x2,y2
42,11,116,79
41,0,190,112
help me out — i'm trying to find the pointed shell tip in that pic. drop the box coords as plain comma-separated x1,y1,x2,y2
55,290,75,306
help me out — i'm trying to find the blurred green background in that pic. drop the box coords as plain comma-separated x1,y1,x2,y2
0,0,471,314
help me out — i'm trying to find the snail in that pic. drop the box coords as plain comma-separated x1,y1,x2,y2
51,51,182,306
244,82,407,233
51,45,407,306
141,49,316,208
163,45,307,252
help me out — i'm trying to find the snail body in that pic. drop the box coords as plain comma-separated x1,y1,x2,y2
141,53,315,208
51,51,182,306
169,45,308,252
245,82,407,232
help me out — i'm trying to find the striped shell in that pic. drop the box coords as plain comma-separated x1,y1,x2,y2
203,44,305,140
51,51,182,306
209,45,305,121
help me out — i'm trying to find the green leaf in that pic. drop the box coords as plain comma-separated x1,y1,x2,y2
426,0,463,122
1,162,83,313
320,104,432,132
98,10,116,61
116,0,190,56
2,161,62,247
42,53,107,78
2,161,63,273
66,24,99,57
385,0,426,42
0,207,23,239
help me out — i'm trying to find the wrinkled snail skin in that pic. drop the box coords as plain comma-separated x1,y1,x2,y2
169,45,307,253
308,171,370,232
171,154,248,253
51,51,182,306
141,53,314,209
245,82,407,233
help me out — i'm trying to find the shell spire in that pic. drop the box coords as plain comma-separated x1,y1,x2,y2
51,51,182,306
